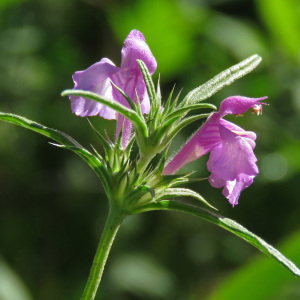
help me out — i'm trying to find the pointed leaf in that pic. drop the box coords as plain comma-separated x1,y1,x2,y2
154,147,169,174
155,115,182,137
124,137,135,159
0,113,112,194
162,85,176,115
157,188,216,209
137,60,156,107
87,119,112,154
156,75,162,109
143,185,155,200
166,113,211,142
127,185,155,204
152,173,194,189
52,144,111,193
0,113,83,148
168,176,206,187
61,89,148,138
169,89,182,112
166,103,217,120
183,54,262,104
110,81,137,111
90,145,106,164
133,200,300,279
206,230,300,300
135,95,143,118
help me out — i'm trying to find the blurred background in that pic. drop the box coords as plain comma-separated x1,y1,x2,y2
0,0,300,299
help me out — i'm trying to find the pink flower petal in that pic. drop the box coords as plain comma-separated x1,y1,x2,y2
219,96,268,117
69,29,157,148
164,95,266,205
70,58,119,118
207,125,258,206
163,113,221,175
121,29,157,75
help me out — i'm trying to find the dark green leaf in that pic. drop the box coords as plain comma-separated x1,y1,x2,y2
165,103,216,120
166,113,210,142
0,112,83,148
133,200,300,279
61,89,148,138
110,81,137,111
157,188,216,209
163,85,176,115
137,60,156,107
183,54,262,104
0,113,112,193
87,119,112,154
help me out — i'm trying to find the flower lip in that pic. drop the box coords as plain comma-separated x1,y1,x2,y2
219,96,268,117
121,29,157,75
207,125,259,206
163,95,267,206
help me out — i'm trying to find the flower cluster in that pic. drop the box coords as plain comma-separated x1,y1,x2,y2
163,96,267,206
69,30,157,149
69,29,267,206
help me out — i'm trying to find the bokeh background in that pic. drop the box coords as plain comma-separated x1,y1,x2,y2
0,0,300,299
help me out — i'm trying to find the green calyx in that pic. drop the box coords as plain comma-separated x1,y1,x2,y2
89,127,213,212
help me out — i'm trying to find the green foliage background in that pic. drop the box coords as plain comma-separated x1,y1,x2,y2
0,0,300,299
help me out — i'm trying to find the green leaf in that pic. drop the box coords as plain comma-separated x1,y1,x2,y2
205,229,300,300
137,60,158,124
151,115,182,144
144,185,156,200
87,119,112,154
123,138,136,161
52,144,111,193
151,147,169,175
157,188,216,209
110,81,137,111
156,75,162,108
61,89,148,138
0,112,83,148
0,112,111,194
162,85,176,115
132,200,300,279
135,95,143,119
126,185,155,205
137,60,156,107
168,89,182,113
183,54,262,105
166,113,211,142
165,103,216,120
152,173,198,190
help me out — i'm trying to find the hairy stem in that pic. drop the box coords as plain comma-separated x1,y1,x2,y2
81,204,125,300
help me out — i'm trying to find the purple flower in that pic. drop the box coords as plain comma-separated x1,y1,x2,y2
163,96,267,206
69,30,157,148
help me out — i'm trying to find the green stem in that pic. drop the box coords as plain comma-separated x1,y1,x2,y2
137,152,154,174
81,204,125,300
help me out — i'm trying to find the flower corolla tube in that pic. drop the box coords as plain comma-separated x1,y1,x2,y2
68,29,157,148
163,96,268,206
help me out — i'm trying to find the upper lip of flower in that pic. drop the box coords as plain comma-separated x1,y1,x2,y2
68,29,157,149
